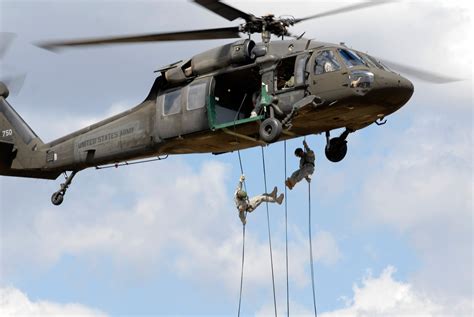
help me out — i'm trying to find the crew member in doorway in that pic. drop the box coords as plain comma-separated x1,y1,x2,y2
250,91,261,118
234,174,284,225
286,140,315,190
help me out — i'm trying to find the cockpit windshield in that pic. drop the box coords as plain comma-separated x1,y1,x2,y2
314,50,341,75
337,48,367,68
361,54,391,71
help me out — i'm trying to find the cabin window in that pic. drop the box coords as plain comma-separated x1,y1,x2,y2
276,56,297,90
163,89,182,115
186,82,207,111
337,49,367,68
314,50,341,75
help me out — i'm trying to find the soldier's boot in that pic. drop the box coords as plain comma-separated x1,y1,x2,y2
276,193,284,205
269,186,278,199
285,178,295,190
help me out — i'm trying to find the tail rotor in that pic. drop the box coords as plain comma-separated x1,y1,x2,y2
0,32,27,97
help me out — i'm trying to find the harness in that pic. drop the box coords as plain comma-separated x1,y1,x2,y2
301,153,315,167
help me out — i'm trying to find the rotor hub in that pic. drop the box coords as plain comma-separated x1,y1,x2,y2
239,14,294,39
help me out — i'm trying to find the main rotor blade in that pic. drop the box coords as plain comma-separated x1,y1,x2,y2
294,0,394,24
379,59,462,84
193,0,252,21
0,32,16,59
37,27,241,51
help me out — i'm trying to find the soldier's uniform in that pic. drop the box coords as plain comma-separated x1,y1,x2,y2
286,142,315,189
234,177,283,225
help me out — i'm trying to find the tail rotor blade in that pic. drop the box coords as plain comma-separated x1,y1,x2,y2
1,74,27,96
0,32,16,59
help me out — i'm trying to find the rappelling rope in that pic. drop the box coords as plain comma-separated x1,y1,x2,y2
303,135,319,316
308,172,318,317
237,150,246,317
284,141,290,317
237,220,246,317
234,95,249,317
261,146,278,317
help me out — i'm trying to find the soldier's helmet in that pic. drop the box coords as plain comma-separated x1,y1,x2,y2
237,190,248,199
294,148,304,156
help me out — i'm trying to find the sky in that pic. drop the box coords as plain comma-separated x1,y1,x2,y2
0,0,472,316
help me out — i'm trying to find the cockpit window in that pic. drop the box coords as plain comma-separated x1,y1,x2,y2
361,54,390,71
314,50,341,75
338,49,367,68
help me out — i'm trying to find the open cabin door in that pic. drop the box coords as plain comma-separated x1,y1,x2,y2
207,66,265,131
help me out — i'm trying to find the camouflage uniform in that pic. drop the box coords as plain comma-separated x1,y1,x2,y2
288,142,315,186
234,178,282,225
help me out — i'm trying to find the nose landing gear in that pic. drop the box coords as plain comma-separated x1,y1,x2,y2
325,129,352,163
51,170,78,206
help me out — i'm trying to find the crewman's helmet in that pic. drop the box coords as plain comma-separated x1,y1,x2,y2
294,148,304,157
237,190,248,199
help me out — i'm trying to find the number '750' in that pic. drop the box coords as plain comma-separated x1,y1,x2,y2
2,129,13,137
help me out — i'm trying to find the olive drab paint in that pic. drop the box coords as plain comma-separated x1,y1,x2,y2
3,0,456,205
0,38,414,181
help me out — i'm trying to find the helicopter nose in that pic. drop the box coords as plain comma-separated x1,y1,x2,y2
399,75,414,93
396,75,414,105
372,72,414,109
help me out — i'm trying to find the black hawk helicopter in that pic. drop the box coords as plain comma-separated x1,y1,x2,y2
0,0,457,205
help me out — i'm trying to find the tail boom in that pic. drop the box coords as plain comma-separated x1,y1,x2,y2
0,92,61,179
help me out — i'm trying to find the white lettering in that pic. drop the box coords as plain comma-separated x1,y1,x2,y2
1,129,13,137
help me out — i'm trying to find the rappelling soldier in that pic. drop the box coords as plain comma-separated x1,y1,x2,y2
234,174,284,225
285,140,315,190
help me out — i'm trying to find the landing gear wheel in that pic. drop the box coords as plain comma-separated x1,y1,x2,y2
50,170,78,205
325,138,348,162
51,191,64,206
259,118,282,143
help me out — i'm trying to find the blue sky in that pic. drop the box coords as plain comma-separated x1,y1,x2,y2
0,0,472,316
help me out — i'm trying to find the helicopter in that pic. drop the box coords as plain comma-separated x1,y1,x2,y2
0,0,458,206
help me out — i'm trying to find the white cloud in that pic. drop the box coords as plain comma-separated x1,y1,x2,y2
257,267,473,317
320,267,473,317
361,116,471,231
1,160,231,274
358,115,472,300
1,158,342,294
174,227,342,293
0,287,106,317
